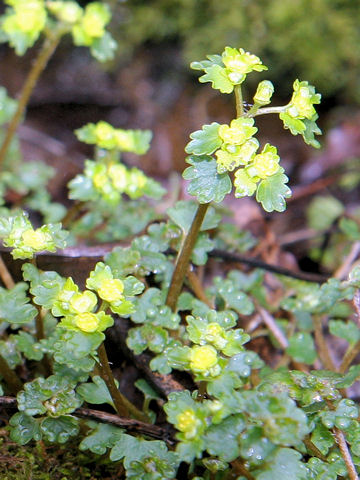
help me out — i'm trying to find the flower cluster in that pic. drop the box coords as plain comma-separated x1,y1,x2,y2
1,0,116,60
51,262,141,334
280,80,322,147
69,160,163,204
52,277,114,334
1,0,47,54
191,47,267,94
166,310,249,380
75,121,152,154
0,212,67,259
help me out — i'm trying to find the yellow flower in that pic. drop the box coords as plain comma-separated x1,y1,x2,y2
74,312,100,332
252,152,279,179
108,164,127,191
176,409,201,439
22,229,49,250
190,345,218,373
98,278,124,303
70,291,97,313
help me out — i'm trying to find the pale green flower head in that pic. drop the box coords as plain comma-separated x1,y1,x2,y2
47,1,83,24
71,2,110,46
246,143,280,180
2,0,47,54
0,211,67,259
222,47,267,84
216,138,259,174
254,80,274,106
287,79,321,120
218,117,257,146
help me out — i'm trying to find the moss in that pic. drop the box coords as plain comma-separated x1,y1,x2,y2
0,431,124,480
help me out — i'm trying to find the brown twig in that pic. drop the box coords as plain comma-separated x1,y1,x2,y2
333,428,359,480
209,249,329,283
187,268,213,308
257,307,288,349
0,396,173,443
339,339,360,374
97,343,147,422
334,241,360,280
0,254,15,289
313,315,336,371
0,355,23,395
0,32,61,169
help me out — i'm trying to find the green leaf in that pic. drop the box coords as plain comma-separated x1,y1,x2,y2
256,170,291,212
127,324,168,354
80,422,124,455
0,284,37,324
9,412,41,445
337,365,360,388
77,375,114,407
307,196,344,231
192,233,214,266
286,332,317,364
131,288,180,329
198,64,234,93
212,275,254,315
17,375,82,417
329,319,360,346
302,117,322,148
22,263,65,309
40,416,79,443
12,331,43,361
183,155,232,203
0,339,22,368
310,422,334,455
239,426,276,466
52,329,103,372
167,200,221,233
255,448,308,480
90,31,117,62
204,414,245,461
185,123,222,155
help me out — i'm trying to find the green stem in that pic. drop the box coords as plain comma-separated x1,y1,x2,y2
0,32,61,170
251,105,287,117
0,353,23,394
234,85,244,117
97,342,148,421
166,202,209,311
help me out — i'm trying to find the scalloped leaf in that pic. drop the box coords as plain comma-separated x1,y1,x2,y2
80,422,124,455
256,171,292,212
185,123,222,155
183,155,232,203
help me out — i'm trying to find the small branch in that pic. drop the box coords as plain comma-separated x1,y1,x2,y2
187,268,213,308
252,105,287,117
314,316,336,371
0,254,15,289
334,241,360,280
61,201,85,229
339,339,360,374
97,343,147,422
209,249,329,283
0,355,23,395
0,32,61,169
0,396,173,443
303,436,328,462
333,428,359,480
257,307,288,349
166,203,209,311
230,459,255,480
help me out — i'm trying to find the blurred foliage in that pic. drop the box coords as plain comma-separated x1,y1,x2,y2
114,0,360,102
